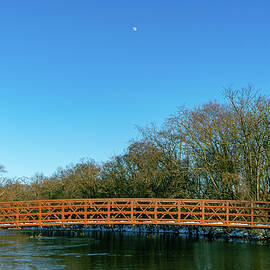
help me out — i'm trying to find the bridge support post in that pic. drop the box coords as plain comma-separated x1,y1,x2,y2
61,203,65,227
178,201,181,225
84,203,87,225
154,200,157,225
108,201,111,225
201,200,205,225
39,201,42,228
131,199,134,225
16,205,19,228
251,203,254,227
226,201,229,225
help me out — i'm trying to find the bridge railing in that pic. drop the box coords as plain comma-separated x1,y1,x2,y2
0,198,270,228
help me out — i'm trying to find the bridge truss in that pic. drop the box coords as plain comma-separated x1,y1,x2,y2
0,198,270,229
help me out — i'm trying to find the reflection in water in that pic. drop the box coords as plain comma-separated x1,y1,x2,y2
0,229,269,270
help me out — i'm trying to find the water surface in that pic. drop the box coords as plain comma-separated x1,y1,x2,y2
0,230,269,269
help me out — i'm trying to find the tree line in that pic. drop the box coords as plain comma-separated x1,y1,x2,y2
1,87,269,201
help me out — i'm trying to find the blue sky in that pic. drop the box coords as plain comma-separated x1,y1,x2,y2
0,0,269,178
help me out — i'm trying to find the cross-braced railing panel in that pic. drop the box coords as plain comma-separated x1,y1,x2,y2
0,198,270,228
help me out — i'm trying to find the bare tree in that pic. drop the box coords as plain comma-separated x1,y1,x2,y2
0,87,268,202
225,87,270,200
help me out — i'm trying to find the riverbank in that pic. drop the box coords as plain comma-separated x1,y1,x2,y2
18,225,270,242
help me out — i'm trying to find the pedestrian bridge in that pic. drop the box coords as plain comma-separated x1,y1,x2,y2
0,198,270,229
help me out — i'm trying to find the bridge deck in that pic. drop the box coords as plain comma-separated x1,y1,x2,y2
0,198,270,229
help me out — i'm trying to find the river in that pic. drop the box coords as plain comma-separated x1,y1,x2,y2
0,229,269,269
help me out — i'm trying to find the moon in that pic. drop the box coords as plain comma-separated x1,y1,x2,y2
132,27,137,32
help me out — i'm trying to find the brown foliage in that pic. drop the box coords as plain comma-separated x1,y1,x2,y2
0,87,269,201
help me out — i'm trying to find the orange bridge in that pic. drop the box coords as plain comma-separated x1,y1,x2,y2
0,198,270,229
